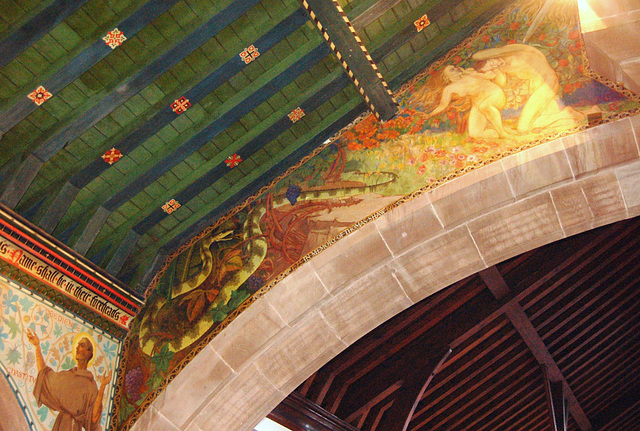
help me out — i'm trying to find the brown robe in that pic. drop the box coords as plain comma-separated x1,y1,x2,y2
33,366,100,431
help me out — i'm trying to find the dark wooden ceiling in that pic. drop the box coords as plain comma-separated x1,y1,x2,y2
270,215,640,431
0,0,509,296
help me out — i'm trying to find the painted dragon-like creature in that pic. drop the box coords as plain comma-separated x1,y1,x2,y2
138,171,397,355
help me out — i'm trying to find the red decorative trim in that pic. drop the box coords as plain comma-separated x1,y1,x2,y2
103,28,127,49
0,218,139,313
225,153,242,168
162,199,181,214
27,86,52,105
239,45,260,64
414,14,431,32
288,107,305,123
102,148,122,164
171,96,191,114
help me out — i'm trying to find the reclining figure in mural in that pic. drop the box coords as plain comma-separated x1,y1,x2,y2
415,44,584,138
423,64,514,139
26,329,111,431
472,43,583,132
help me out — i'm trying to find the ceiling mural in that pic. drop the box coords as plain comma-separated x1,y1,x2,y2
114,0,640,428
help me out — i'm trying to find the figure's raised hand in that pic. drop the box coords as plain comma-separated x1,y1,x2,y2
26,329,39,346
99,370,112,388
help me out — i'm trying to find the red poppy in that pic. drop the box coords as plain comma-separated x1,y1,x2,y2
568,30,581,40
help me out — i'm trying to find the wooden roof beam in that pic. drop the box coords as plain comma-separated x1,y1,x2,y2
302,0,398,121
479,266,593,431
545,367,569,431
269,392,360,431
373,348,452,431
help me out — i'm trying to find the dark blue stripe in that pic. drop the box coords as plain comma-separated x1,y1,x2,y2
103,43,331,211
70,8,308,188
31,0,263,161
0,0,181,133
0,0,91,69
133,72,350,233
159,101,366,254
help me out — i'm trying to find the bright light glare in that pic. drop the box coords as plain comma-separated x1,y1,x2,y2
254,418,292,431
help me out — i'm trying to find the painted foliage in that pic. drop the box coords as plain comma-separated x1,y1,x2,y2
0,275,121,430
115,0,640,427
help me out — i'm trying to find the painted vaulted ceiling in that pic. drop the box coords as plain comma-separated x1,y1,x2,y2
0,0,508,296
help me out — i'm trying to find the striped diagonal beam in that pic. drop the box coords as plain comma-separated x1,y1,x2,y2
0,0,262,209
0,0,91,70
37,9,308,232
0,0,183,132
302,0,397,121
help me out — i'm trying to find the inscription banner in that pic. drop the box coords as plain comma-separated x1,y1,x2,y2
0,236,134,329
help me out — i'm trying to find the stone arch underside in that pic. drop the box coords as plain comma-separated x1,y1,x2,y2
132,114,640,430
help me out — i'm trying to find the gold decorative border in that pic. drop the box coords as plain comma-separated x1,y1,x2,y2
116,1,640,428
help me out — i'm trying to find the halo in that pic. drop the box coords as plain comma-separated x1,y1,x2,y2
72,332,96,367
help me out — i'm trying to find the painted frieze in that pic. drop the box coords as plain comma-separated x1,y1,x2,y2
115,0,640,428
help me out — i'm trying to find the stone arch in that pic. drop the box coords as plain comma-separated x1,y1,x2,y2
132,115,640,430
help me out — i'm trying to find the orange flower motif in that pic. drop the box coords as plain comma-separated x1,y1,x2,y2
510,22,520,31
348,141,363,151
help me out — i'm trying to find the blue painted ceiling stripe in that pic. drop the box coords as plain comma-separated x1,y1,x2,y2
0,0,182,133
159,101,366,254
103,42,330,211
0,0,91,70
133,72,350,233
30,0,263,162
70,8,308,188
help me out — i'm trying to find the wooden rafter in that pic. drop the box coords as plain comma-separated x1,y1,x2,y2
479,266,593,431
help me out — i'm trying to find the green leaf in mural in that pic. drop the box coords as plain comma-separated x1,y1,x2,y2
209,303,230,323
37,405,48,422
152,344,174,372
5,317,20,338
61,355,75,370
19,296,33,312
118,400,135,423
149,371,164,389
227,289,250,311
6,345,21,365
53,323,62,338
